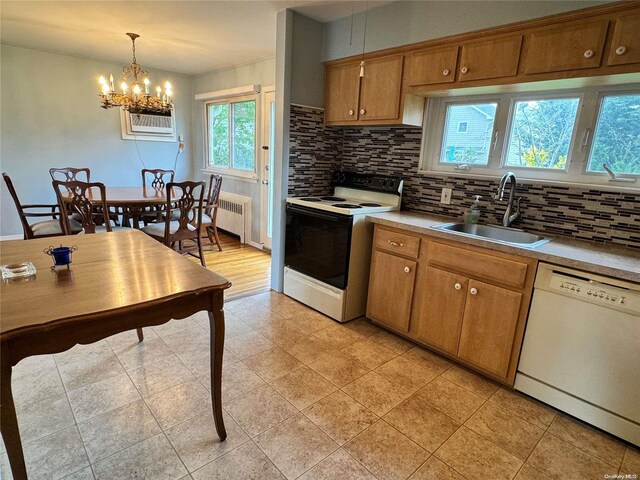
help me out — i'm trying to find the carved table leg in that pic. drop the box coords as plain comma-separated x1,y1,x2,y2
208,301,227,441
1,345,27,480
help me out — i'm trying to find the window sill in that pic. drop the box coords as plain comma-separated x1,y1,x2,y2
202,168,258,184
416,169,639,193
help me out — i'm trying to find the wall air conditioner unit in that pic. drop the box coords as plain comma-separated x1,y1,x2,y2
120,108,177,142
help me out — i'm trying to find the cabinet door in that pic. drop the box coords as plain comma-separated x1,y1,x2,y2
607,12,640,66
406,46,458,86
367,250,416,332
410,266,468,355
457,280,522,377
359,55,404,121
458,35,522,82
324,62,361,123
523,19,608,74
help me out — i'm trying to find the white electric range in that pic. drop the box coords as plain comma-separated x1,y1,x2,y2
284,171,403,322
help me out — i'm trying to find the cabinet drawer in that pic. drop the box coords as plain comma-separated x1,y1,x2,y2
523,19,609,74
427,242,528,289
374,228,421,258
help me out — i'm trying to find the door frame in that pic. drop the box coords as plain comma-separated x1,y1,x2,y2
260,86,276,249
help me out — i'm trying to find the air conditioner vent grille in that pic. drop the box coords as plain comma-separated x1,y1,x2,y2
130,114,172,129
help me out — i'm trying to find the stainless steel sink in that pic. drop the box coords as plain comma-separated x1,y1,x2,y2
432,223,551,248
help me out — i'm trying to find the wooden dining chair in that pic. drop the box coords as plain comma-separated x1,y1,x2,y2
200,174,223,251
2,172,81,239
52,180,127,234
141,181,207,267
138,169,176,226
51,179,142,339
49,167,91,182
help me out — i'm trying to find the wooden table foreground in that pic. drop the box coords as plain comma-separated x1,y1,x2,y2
0,230,231,479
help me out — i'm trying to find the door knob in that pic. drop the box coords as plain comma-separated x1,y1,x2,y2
262,180,269,185
461,66,469,74
403,266,411,273
442,69,450,76
454,283,462,290
616,46,627,56
583,49,594,59
470,287,478,295
261,145,269,150
360,108,366,115
348,109,354,116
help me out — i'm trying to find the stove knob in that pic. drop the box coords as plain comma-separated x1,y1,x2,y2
388,180,395,189
367,177,373,185
382,180,388,187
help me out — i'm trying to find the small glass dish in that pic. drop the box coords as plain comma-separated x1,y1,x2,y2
1,262,36,279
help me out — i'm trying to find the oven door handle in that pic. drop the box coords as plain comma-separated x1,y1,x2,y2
286,204,349,222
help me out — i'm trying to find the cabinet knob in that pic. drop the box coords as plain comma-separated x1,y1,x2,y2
348,109,354,116
403,266,411,273
616,46,627,56
461,66,469,74
387,240,404,247
442,69,450,76
583,49,594,59
360,108,366,115
454,283,462,290
470,287,478,295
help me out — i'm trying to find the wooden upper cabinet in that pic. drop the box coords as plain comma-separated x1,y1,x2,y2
523,19,609,75
367,250,416,333
607,12,640,66
324,62,361,123
359,55,404,121
406,46,458,86
458,35,522,82
410,266,467,355
457,279,523,377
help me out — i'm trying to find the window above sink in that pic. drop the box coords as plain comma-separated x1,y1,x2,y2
420,84,640,189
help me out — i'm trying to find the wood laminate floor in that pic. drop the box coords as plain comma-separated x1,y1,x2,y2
188,230,272,300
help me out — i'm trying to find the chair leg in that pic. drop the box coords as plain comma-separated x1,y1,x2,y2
197,236,206,267
213,226,222,252
206,226,215,245
136,328,144,342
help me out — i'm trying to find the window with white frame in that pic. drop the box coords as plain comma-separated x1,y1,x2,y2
206,95,257,177
420,85,640,186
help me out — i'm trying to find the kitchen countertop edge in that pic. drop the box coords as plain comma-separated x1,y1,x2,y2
366,211,640,283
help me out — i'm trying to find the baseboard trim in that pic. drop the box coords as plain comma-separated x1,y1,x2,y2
0,234,22,241
248,241,264,250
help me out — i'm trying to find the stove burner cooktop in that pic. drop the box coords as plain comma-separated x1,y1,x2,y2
360,202,381,207
333,203,362,209
321,196,346,201
300,197,321,202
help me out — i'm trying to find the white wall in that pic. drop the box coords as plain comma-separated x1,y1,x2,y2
0,44,193,237
322,0,610,61
191,57,276,245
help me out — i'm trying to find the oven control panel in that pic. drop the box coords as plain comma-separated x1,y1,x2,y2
331,171,403,194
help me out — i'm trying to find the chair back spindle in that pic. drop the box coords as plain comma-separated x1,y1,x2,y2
142,169,175,190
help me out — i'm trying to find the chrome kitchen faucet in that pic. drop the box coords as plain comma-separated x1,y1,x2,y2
496,172,521,227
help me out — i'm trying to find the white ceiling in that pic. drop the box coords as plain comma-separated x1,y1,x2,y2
0,1,391,75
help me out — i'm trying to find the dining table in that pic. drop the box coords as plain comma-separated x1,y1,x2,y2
0,230,231,479
58,186,169,227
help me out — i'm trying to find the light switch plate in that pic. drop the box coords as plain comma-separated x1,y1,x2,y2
441,187,452,204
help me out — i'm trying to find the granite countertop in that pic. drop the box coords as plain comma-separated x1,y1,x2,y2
366,211,640,283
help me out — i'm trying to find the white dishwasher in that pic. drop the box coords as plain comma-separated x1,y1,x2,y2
515,262,640,446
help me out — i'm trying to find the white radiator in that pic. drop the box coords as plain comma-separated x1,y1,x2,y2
216,192,251,244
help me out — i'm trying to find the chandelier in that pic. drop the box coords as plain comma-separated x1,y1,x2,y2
98,33,173,114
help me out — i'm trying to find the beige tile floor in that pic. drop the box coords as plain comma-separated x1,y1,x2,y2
1,291,638,480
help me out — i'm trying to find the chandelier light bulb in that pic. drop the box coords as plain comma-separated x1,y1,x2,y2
156,86,162,97
121,81,128,93
98,75,106,85
133,84,141,95
143,77,150,94
164,81,172,90
102,84,110,96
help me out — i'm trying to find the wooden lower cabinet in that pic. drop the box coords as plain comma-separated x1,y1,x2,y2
367,225,536,385
410,266,467,355
367,250,417,333
457,279,523,377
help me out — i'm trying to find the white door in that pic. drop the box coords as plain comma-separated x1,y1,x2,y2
260,88,276,249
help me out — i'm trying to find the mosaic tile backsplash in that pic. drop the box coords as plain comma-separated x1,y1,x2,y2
289,104,640,249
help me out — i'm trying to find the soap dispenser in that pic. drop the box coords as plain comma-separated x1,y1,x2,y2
463,195,482,224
